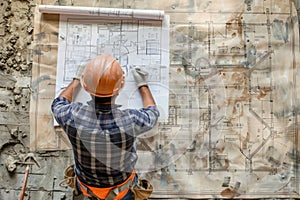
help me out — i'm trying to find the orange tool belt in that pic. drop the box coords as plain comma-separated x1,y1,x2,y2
77,171,136,200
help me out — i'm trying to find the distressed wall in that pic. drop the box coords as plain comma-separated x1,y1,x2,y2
0,1,74,199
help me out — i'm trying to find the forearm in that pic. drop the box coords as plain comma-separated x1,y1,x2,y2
138,85,156,108
59,79,81,102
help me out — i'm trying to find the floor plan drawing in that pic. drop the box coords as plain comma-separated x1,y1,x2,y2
133,1,300,199
56,15,170,119
31,0,300,199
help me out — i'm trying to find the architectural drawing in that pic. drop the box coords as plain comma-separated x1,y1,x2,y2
134,1,300,199
56,15,170,119
31,0,300,199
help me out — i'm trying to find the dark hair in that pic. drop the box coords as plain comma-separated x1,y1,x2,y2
93,96,116,104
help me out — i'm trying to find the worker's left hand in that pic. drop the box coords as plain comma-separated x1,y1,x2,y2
73,64,86,80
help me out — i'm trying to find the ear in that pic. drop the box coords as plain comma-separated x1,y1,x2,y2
119,73,125,90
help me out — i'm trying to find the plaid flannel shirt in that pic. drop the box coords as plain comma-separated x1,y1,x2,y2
51,97,159,187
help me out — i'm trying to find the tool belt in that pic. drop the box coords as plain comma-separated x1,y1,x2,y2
77,171,136,200
61,164,153,200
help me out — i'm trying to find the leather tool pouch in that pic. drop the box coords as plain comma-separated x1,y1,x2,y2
130,179,153,200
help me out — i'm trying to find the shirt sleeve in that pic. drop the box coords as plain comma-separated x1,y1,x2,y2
129,106,160,135
51,97,74,129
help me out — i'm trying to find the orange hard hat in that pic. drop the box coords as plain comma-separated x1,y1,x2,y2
81,54,125,97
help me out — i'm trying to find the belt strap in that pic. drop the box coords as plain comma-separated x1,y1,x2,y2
79,183,101,200
77,171,135,200
107,179,133,199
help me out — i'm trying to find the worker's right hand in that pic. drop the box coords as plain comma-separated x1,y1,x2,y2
73,63,86,80
131,67,149,88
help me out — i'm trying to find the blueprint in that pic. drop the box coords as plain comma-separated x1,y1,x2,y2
56,14,170,119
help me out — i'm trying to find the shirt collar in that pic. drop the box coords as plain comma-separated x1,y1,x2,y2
87,100,122,112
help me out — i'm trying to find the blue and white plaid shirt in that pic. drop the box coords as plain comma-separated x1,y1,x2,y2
51,97,159,187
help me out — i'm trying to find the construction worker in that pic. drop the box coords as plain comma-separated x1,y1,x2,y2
51,53,159,200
